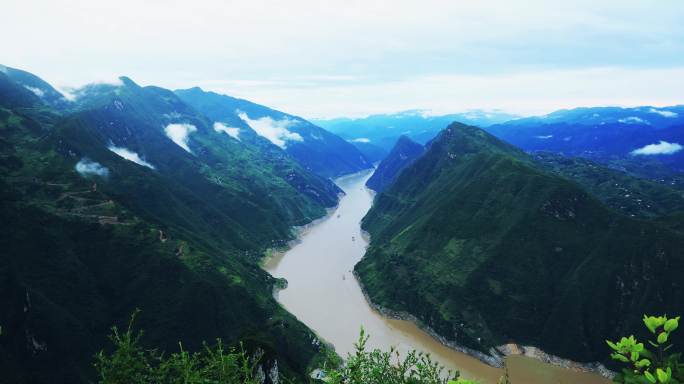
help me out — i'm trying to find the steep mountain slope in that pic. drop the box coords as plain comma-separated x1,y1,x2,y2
533,152,684,218
366,135,424,192
0,70,337,383
357,122,684,365
315,109,517,151
67,78,341,243
486,106,684,176
0,64,71,110
175,87,371,178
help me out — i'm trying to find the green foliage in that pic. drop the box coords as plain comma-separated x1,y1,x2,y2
95,323,486,384
325,328,460,384
608,314,684,383
94,311,261,384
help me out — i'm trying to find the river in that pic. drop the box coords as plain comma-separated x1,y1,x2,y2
264,170,610,384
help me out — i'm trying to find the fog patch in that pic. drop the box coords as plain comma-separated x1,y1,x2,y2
649,108,678,118
75,158,109,178
631,141,683,156
237,111,303,149
213,122,240,141
108,145,155,169
164,123,197,153
619,116,650,125
24,86,45,97
58,87,78,101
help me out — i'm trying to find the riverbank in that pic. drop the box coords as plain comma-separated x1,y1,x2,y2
353,270,614,379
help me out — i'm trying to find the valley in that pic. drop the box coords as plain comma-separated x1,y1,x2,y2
264,171,609,384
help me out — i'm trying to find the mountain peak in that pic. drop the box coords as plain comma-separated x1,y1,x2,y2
395,134,417,145
366,134,424,192
117,76,140,88
433,121,526,159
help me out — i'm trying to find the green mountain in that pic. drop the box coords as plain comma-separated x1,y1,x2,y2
532,151,684,218
175,87,371,178
0,69,338,383
366,135,424,192
357,122,684,365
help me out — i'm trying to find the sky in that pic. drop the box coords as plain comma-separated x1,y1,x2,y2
2,0,684,118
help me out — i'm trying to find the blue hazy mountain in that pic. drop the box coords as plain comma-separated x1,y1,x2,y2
176,87,371,178
366,135,424,192
486,106,684,176
314,109,518,152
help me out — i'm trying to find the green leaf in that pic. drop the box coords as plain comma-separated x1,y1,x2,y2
645,370,657,383
665,318,679,333
656,368,669,383
611,353,630,363
645,316,658,334
635,359,651,368
644,316,667,334
658,332,669,344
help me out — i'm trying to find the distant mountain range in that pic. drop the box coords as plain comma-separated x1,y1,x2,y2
358,122,684,366
313,109,517,159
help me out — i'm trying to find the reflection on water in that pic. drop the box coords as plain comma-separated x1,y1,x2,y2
264,170,609,384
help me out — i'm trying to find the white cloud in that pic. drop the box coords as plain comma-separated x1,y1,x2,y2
24,85,44,97
237,111,303,148
3,1,684,118
194,67,684,119
108,145,155,168
649,108,678,118
75,158,109,177
164,123,197,153
535,135,553,139
631,141,683,156
213,122,240,141
351,138,371,143
618,116,650,125
58,87,77,101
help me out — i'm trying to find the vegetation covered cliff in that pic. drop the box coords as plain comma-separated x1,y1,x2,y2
358,122,684,365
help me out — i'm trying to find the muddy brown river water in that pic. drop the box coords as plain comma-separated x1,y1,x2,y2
264,170,610,384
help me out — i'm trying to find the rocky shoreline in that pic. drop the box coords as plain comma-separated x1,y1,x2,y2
351,270,504,368
352,270,614,379
495,344,614,378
